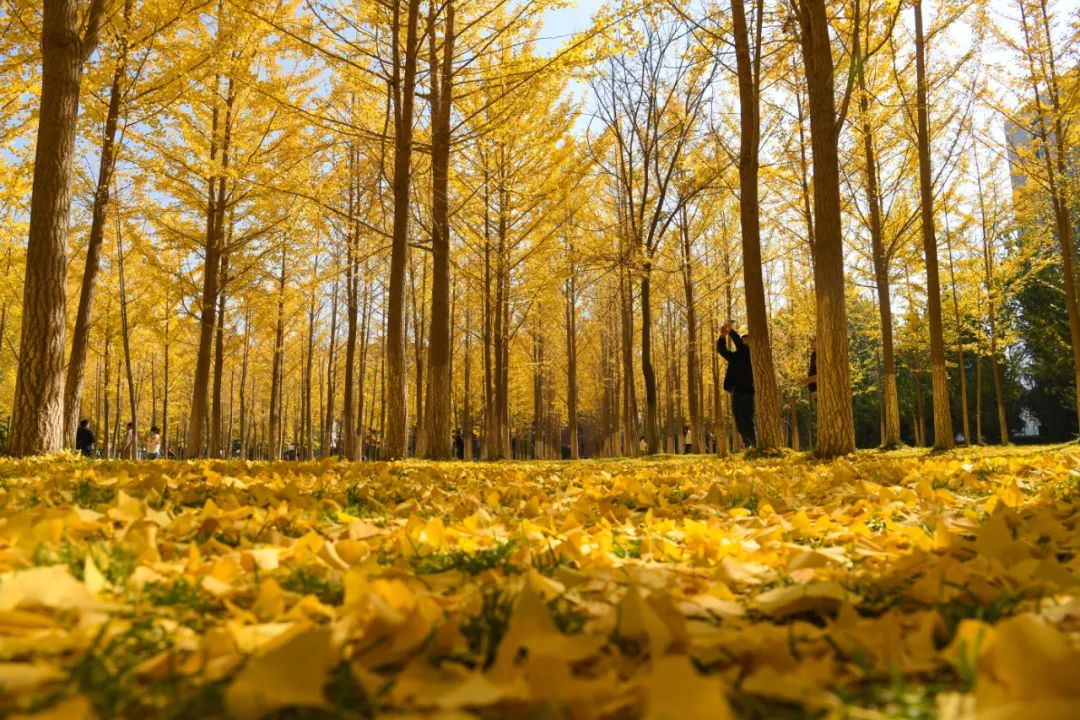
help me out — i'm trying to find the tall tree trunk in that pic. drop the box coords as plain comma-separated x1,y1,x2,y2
533,331,544,459
162,291,170,458
975,353,983,444
1017,0,1080,431
463,306,473,460
227,369,234,457
641,267,658,453
710,315,725,456
103,308,112,458
210,250,230,457
323,275,339,454
859,77,902,448
620,265,638,455
343,149,360,460
423,0,455,459
64,0,130,445
384,0,422,459
112,356,121,454
680,212,702,453
972,144,1010,444
795,0,856,457
188,77,234,458
565,239,579,460
239,307,251,460
356,271,371,458
913,0,954,450
914,369,927,447
268,250,286,460
943,204,970,443
304,263,317,459
116,208,137,458
481,171,494,459
731,0,783,452
9,0,106,456
410,251,427,453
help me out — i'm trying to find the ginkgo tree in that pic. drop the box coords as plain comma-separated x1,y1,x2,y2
1,0,1076,457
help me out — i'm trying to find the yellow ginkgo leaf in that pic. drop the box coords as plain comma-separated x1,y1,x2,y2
224,623,335,719
642,654,731,720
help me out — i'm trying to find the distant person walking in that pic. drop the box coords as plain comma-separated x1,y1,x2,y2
75,419,96,457
717,322,756,449
146,426,161,459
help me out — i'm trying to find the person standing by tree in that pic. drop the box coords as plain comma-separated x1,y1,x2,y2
75,419,96,458
453,429,464,460
803,337,818,450
718,322,755,449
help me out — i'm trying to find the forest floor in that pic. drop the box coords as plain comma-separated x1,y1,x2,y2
0,446,1077,719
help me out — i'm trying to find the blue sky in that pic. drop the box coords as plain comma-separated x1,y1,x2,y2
539,0,608,55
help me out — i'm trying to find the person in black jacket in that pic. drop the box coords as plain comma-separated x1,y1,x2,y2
717,322,756,449
803,336,817,397
75,419,96,457
802,337,818,451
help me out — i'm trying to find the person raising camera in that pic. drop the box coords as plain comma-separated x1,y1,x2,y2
717,321,755,449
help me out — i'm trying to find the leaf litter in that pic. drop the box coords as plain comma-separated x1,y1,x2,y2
0,447,1077,718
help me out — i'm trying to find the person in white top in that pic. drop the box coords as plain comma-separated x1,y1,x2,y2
146,426,162,459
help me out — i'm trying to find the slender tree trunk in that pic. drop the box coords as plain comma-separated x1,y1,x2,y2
972,145,1010,444
913,1,954,450
795,0,856,457
1016,0,1080,431
116,209,137,458
210,250,230,457
975,353,983,444
268,250,286,460
942,204,970,443
9,0,106,455
463,306,473,460
112,356,121,454
226,369,234,457
411,253,428,453
323,275,339,454
565,239,579,460
343,150,360,460
103,305,112,457
238,307,250,460
188,77,234,458
481,172,494,459
620,265,638,456
162,292,170,458
423,0,455,459
533,331,543,459
356,270,371,458
859,77,902,447
680,213,702,453
731,0,783,452
641,267,659,453
64,1,130,445
914,370,927,447
304,264,317,459
384,0,422,459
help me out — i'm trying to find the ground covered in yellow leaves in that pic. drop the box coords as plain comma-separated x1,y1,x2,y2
0,448,1078,719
